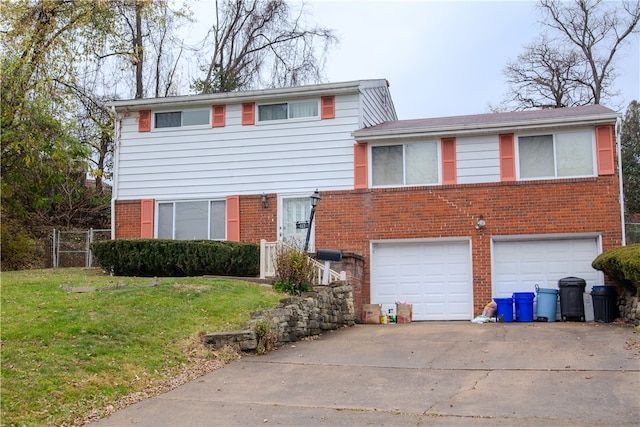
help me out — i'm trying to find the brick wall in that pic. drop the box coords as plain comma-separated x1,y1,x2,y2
311,176,623,318
240,193,278,243
113,176,623,319
114,200,141,239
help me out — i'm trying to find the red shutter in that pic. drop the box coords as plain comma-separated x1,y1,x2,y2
595,125,615,175
354,143,368,189
226,195,240,242
212,105,226,127
138,110,151,132
241,103,255,125
441,138,457,185
140,199,154,238
321,96,335,119
499,133,516,182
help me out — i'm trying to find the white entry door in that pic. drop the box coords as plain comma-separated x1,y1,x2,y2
280,196,314,251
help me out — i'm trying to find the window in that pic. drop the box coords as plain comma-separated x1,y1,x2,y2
258,100,318,121
157,200,226,240
518,131,595,179
154,109,210,128
371,142,439,186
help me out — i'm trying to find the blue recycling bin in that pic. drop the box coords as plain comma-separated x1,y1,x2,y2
494,297,514,322
513,292,535,322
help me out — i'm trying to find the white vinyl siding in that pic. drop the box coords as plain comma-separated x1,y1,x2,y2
360,84,398,127
456,136,501,184
115,94,362,199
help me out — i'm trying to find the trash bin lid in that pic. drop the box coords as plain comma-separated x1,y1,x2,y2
590,285,617,295
558,276,586,287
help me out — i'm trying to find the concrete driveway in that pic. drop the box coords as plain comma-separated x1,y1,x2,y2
90,322,640,426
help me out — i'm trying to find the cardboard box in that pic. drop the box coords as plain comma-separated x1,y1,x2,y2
362,304,382,324
396,303,412,324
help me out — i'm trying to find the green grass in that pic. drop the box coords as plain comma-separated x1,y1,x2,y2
1,268,283,426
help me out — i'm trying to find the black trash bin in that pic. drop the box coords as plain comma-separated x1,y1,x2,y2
558,277,586,321
591,286,619,323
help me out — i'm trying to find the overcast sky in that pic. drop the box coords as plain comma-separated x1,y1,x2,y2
188,0,640,120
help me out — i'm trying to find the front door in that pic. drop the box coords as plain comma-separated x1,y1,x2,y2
280,196,314,251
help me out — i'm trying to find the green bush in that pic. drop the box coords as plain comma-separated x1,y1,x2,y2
0,216,37,271
272,245,314,295
592,244,640,287
91,239,259,277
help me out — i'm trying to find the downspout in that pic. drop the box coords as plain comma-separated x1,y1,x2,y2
111,105,118,240
615,117,626,246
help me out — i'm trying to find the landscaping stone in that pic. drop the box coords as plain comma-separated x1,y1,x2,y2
203,282,355,351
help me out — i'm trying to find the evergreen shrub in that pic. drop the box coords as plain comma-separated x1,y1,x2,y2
592,244,640,288
91,239,259,277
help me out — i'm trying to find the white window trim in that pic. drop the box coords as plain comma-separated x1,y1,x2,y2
515,130,597,181
155,199,226,240
152,109,211,131
256,99,320,124
369,141,442,188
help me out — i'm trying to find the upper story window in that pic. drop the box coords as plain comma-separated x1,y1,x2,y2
372,141,439,186
157,200,226,240
258,100,319,122
155,109,210,129
518,130,595,179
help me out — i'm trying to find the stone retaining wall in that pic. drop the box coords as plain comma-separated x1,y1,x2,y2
618,286,640,325
203,282,355,352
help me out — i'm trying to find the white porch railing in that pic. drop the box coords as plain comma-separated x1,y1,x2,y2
259,239,347,285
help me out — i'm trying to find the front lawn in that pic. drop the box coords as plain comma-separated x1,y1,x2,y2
1,268,283,426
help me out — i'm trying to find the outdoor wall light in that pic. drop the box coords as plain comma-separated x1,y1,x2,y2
261,193,268,209
475,215,486,230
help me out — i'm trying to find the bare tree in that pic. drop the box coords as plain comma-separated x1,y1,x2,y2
503,36,592,109
501,0,640,110
193,0,337,93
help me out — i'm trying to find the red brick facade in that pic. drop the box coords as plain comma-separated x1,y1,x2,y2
114,174,622,318
114,200,142,239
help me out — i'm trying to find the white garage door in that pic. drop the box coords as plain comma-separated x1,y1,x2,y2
371,240,473,321
493,236,602,297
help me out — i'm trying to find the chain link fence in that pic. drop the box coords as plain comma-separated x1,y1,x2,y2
51,229,111,268
627,223,640,245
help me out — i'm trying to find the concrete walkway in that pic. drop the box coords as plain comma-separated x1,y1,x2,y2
90,322,640,426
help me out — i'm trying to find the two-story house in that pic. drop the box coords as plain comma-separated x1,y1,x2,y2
109,79,623,321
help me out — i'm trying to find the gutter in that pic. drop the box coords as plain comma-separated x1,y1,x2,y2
107,80,376,111
353,113,620,141
616,117,626,245
110,105,118,240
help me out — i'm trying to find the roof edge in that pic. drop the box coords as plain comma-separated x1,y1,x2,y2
108,79,389,110
353,112,620,141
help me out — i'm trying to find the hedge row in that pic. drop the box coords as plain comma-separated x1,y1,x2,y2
592,244,640,287
91,239,260,277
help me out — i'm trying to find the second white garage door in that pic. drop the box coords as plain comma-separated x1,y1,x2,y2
492,236,602,297
371,240,473,321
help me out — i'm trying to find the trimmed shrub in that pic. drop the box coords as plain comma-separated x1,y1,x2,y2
91,239,259,277
592,244,640,287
